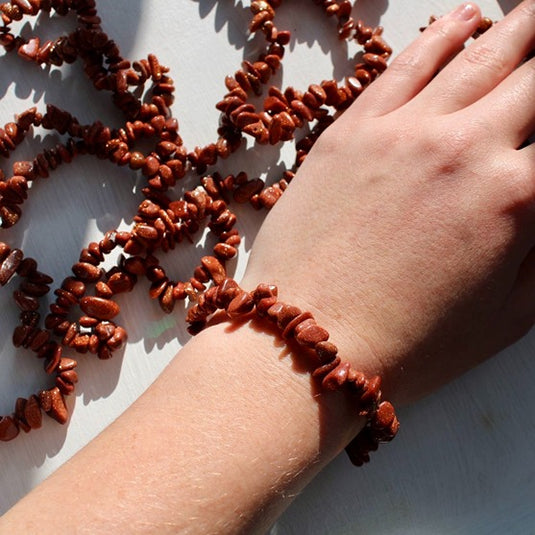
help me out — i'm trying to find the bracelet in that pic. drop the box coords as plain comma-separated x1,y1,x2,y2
187,277,399,466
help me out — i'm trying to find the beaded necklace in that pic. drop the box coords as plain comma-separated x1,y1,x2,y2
0,0,491,464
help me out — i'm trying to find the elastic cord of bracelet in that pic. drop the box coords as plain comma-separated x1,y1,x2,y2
187,277,400,466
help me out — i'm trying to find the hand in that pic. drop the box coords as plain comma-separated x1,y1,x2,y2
242,1,535,405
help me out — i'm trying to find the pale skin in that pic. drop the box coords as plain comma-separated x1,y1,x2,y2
1,1,534,533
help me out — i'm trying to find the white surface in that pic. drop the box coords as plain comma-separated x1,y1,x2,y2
1,1,534,533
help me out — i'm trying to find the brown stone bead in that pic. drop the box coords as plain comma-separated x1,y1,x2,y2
256,296,278,317
0,242,10,262
49,301,70,318
355,67,372,86
134,223,159,242
233,178,264,203
123,237,145,255
80,296,120,320
159,283,175,314
0,416,19,441
15,397,28,428
142,154,160,176
123,256,146,276
294,319,329,347
0,204,22,227
242,121,268,144
44,343,62,374
364,34,392,55
290,99,313,122
137,199,160,220
62,277,86,298
360,375,382,405
264,95,288,114
57,369,78,389
337,0,352,18
213,242,237,261
56,376,75,395
27,328,49,352
19,279,50,297
95,281,113,298
24,395,42,429
274,304,302,330
0,247,23,285
371,401,396,431
315,340,338,363
54,320,71,336
266,301,285,321
107,271,135,294
106,326,127,351
45,387,68,424
62,322,78,346
308,84,327,105
190,277,205,292
201,256,226,285
72,262,102,282
129,151,145,170
258,185,282,208
38,389,52,412
476,17,493,34
193,265,210,284
72,334,90,353
79,316,98,328
57,357,77,372
54,288,78,307
227,291,255,318
322,361,351,390
95,322,115,341
16,256,37,276
253,283,278,302
88,333,100,353
149,279,168,299
18,36,40,61
345,76,363,97
363,53,388,72
235,111,260,130
99,233,116,255
13,290,39,311
87,242,104,262
96,345,111,360
172,282,187,301
282,311,313,339
312,356,341,379
12,324,33,347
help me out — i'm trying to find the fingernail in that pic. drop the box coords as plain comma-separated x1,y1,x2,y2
452,2,478,20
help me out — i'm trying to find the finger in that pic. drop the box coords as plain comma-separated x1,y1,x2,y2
352,3,482,118
470,56,535,147
418,0,535,114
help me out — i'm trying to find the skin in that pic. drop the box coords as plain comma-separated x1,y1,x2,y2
1,1,534,533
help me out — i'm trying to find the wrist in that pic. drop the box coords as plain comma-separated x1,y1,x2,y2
239,270,402,405
202,316,367,458
189,277,399,465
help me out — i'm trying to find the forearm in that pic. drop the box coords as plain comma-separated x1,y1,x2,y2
0,319,365,534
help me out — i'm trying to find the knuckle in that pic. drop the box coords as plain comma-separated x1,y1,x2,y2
431,127,475,172
520,0,535,18
461,42,509,77
388,49,424,79
424,14,472,48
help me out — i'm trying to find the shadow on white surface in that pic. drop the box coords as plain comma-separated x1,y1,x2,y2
273,330,535,534
2,2,534,533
